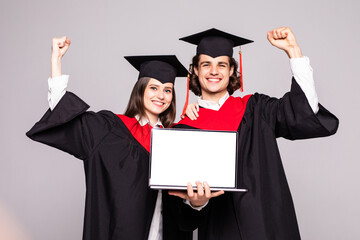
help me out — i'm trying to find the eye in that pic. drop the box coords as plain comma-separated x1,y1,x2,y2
165,89,172,93
150,86,157,90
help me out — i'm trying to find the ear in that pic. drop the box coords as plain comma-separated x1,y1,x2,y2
230,65,234,76
194,66,199,76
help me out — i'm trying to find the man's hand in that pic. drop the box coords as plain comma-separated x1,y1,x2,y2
51,36,71,78
267,27,302,58
168,181,224,207
181,103,199,120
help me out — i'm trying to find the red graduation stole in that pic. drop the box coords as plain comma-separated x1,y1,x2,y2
175,95,252,131
117,115,152,152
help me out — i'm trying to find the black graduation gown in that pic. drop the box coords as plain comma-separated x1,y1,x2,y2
173,78,339,240
26,92,193,240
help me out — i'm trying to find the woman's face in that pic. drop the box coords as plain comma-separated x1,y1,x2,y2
143,78,173,121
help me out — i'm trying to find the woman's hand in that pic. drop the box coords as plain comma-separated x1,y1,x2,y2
52,36,71,60
168,181,224,207
181,103,199,120
51,36,71,78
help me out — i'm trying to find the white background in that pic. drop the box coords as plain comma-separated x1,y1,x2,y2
0,0,359,239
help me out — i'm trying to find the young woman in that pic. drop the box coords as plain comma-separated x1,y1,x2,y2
26,37,190,240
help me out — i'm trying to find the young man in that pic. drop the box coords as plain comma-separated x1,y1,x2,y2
173,27,339,239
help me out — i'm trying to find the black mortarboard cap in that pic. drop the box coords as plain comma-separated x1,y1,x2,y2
179,28,253,58
124,55,188,84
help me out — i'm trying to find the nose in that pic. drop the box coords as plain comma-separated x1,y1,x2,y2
157,90,165,99
210,65,218,75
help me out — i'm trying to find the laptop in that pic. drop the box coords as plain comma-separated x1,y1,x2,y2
149,128,247,192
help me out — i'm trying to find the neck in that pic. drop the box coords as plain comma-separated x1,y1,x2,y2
201,91,227,103
146,113,159,126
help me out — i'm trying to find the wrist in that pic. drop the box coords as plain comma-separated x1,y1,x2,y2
285,45,302,59
190,201,204,208
51,55,62,64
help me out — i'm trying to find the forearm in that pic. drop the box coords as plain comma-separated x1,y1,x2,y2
27,92,116,160
51,56,62,78
49,36,70,109
48,75,69,110
290,56,319,113
178,199,209,231
51,36,70,78
273,79,338,139
184,199,208,210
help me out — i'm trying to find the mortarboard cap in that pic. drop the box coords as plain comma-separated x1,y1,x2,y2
124,55,188,84
179,28,253,58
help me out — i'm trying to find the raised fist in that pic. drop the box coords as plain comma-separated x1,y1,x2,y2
51,36,71,60
267,27,302,58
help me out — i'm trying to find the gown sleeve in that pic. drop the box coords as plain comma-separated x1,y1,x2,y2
162,191,210,233
26,92,116,160
256,77,339,140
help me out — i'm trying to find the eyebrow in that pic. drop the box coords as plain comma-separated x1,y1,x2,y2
199,61,229,66
149,84,173,89
199,61,211,65
218,61,229,66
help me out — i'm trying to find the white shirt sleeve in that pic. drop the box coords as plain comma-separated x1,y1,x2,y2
290,57,319,114
184,199,209,211
48,75,69,111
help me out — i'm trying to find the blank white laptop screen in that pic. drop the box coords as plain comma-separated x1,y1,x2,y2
149,128,246,192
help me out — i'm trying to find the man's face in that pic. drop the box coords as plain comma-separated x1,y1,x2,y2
194,54,234,100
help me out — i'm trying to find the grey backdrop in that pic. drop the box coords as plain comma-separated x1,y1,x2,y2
1,0,359,239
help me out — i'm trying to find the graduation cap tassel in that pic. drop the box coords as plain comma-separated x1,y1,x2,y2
239,47,243,92
181,73,190,118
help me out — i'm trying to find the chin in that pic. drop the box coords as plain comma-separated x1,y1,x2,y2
208,88,224,93
150,109,165,116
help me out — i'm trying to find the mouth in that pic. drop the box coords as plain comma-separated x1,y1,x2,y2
206,78,221,83
152,100,165,107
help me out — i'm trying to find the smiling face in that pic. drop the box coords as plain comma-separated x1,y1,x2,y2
143,78,174,123
194,54,234,101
